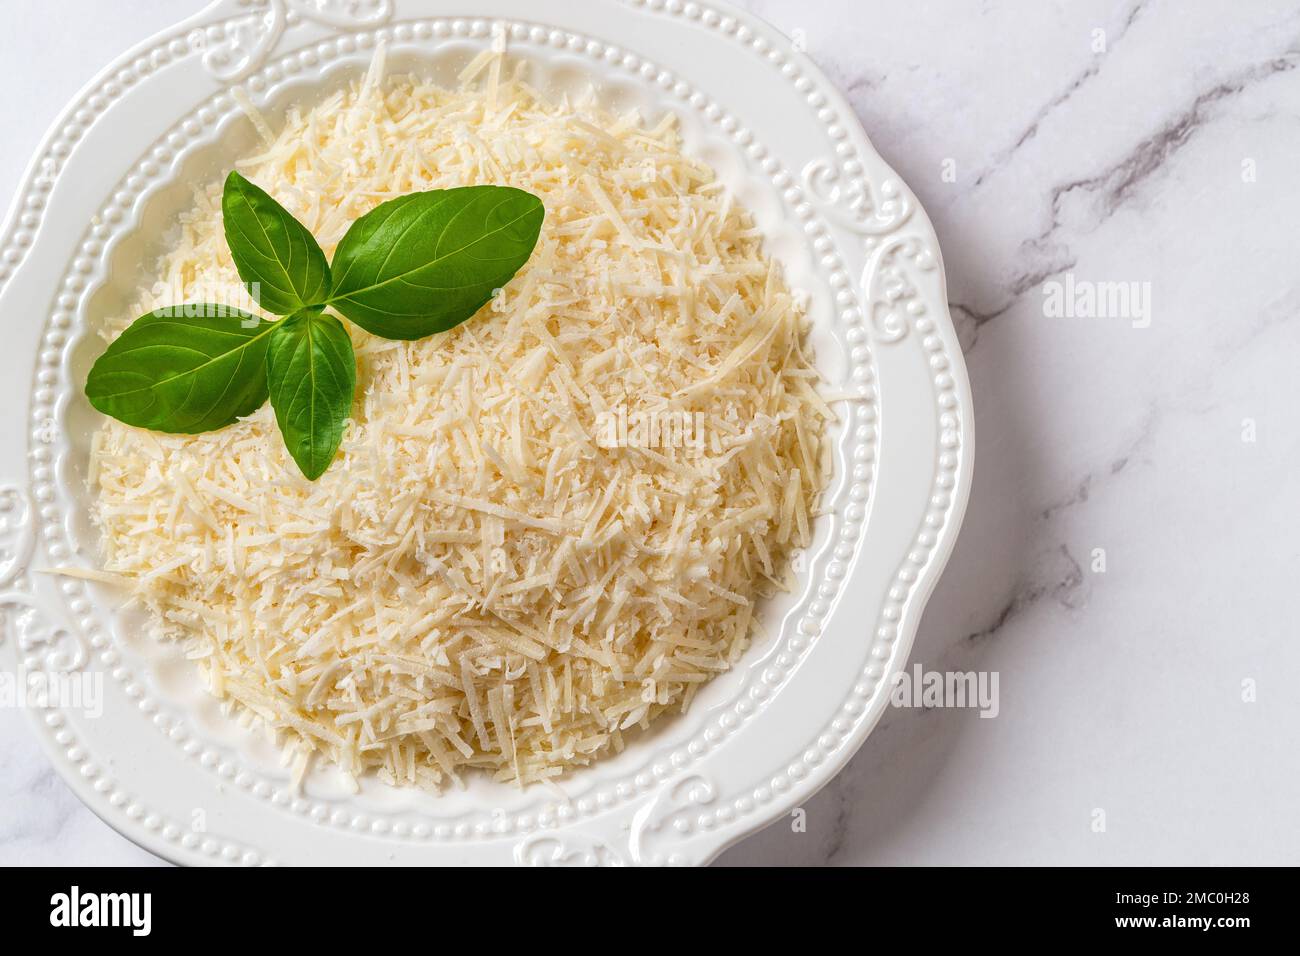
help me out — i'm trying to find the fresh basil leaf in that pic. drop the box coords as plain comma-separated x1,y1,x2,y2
327,185,543,340
85,305,274,433
222,171,331,316
265,310,355,480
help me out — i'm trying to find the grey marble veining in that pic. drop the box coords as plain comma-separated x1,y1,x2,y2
2,0,1297,866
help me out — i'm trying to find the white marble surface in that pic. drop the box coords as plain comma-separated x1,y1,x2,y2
3,0,1298,866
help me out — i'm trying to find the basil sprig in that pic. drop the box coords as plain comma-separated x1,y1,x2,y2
85,173,544,479
329,186,544,340
266,311,356,481
223,171,331,316
84,306,274,434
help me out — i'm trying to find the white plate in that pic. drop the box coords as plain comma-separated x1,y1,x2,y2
0,0,972,866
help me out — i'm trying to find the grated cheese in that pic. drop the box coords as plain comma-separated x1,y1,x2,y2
90,52,833,790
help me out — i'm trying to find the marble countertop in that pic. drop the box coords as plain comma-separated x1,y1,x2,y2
3,0,1297,866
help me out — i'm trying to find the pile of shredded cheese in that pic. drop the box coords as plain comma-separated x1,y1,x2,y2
90,50,833,790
